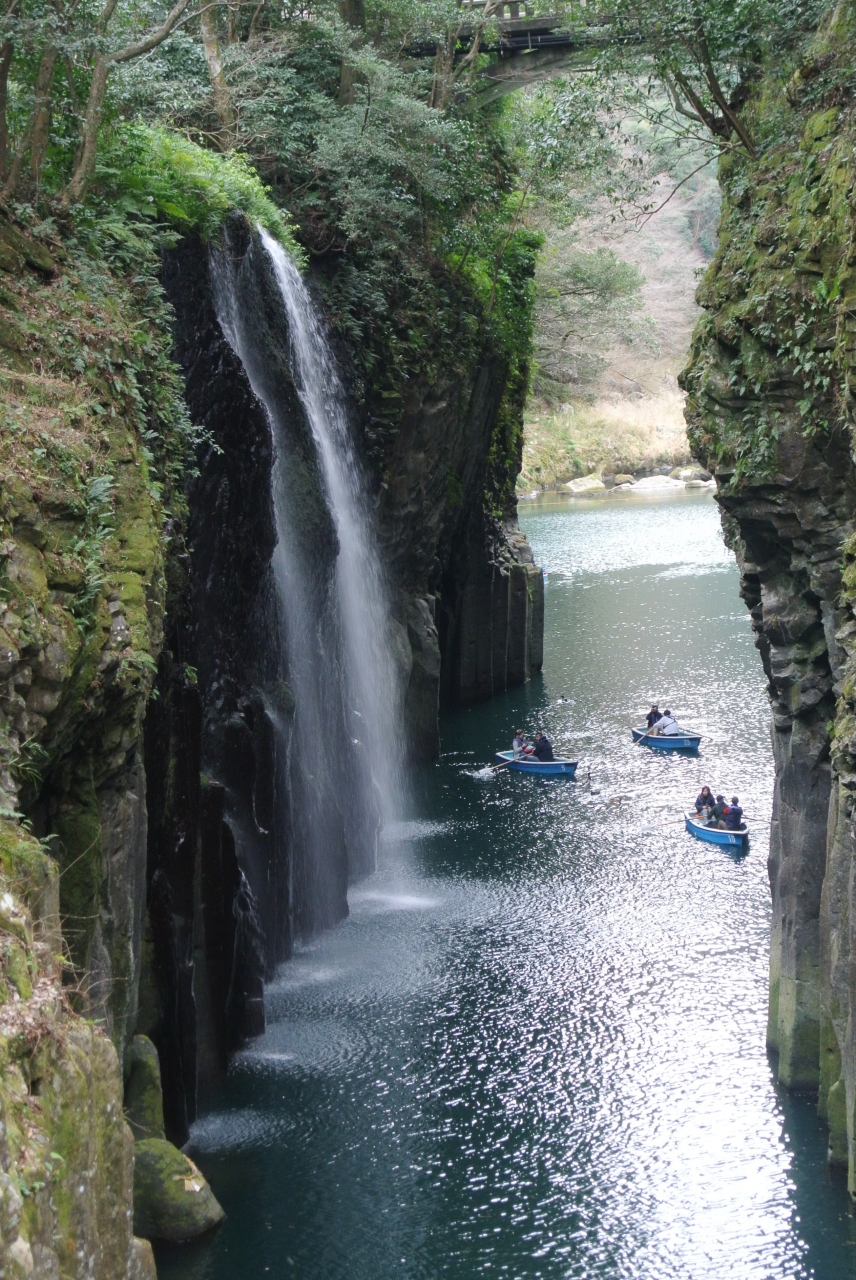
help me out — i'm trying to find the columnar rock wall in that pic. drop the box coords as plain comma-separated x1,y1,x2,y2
370,336,543,756
683,0,856,1190
0,205,544,1265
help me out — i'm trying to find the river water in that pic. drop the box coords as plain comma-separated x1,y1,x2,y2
159,489,856,1280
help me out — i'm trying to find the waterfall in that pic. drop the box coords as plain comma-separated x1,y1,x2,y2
210,223,402,935
258,229,404,827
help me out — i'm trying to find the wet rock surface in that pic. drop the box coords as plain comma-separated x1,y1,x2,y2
684,6,856,1190
0,819,146,1279
133,1139,224,1244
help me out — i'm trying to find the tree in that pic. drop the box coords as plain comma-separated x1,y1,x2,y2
533,243,647,397
0,0,208,203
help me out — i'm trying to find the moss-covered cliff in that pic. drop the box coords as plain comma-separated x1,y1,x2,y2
683,0,856,1190
0,157,543,1261
0,213,183,1051
0,212,228,1268
0,816,154,1277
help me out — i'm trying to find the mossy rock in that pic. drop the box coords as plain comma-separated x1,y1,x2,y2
130,1236,157,1279
124,1036,165,1141
3,939,32,1000
0,220,55,276
614,474,635,485
133,1138,225,1243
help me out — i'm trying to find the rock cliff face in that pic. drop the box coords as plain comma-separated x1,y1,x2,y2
144,220,543,1131
0,820,154,1279
683,0,856,1191
371,350,544,756
0,194,542,1264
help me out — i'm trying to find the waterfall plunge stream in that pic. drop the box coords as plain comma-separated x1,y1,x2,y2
257,229,403,825
212,226,403,933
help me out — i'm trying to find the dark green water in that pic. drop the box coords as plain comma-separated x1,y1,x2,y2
159,489,856,1280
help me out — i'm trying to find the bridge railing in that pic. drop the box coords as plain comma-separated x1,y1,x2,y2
458,0,534,18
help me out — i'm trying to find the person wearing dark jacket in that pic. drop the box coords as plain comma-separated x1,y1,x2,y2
533,732,554,762
725,797,744,830
707,794,728,828
646,705,660,729
695,786,714,817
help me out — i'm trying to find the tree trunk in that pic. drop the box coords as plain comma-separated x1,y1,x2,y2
337,0,365,107
201,4,235,149
0,37,14,180
2,44,58,200
29,70,57,186
62,55,109,205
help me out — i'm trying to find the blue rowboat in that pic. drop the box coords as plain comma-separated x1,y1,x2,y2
684,811,748,847
495,751,578,778
632,727,701,751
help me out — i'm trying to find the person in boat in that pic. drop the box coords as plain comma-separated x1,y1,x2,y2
645,704,661,729
652,709,680,736
706,794,728,828
512,729,528,758
725,796,744,830
695,786,714,818
532,731,554,762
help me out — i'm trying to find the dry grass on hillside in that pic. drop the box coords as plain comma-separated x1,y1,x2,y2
521,185,715,490
522,381,691,490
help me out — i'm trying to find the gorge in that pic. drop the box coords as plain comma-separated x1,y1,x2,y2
1,0,856,1274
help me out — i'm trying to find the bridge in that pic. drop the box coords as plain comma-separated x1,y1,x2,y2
409,3,637,102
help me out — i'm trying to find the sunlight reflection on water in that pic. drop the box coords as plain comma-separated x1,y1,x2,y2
160,490,856,1280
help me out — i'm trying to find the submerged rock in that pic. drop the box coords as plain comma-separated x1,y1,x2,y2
133,1138,225,1243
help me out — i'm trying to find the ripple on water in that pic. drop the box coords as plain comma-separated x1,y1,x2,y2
156,492,856,1280
238,1017,370,1075
188,1108,297,1155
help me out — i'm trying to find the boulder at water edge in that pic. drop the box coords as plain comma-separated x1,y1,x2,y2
133,1139,225,1243
565,474,606,494
632,475,686,492
614,474,635,486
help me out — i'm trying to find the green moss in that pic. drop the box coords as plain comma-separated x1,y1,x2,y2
53,771,102,973
683,66,855,486
124,1036,165,1142
0,820,53,907
133,1138,225,1243
3,940,32,1000
97,125,305,263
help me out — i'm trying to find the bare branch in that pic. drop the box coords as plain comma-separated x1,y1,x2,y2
633,151,722,228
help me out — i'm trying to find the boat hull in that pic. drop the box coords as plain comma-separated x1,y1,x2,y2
684,812,748,847
496,751,578,777
632,727,701,751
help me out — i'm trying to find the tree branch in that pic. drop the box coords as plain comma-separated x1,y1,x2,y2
109,0,194,64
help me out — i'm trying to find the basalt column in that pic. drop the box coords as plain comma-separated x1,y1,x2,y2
682,4,856,1187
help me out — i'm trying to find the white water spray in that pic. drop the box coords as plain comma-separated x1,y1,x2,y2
257,228,404,826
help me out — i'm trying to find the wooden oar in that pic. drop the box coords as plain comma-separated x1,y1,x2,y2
492,751,537,771
634,725,654,746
